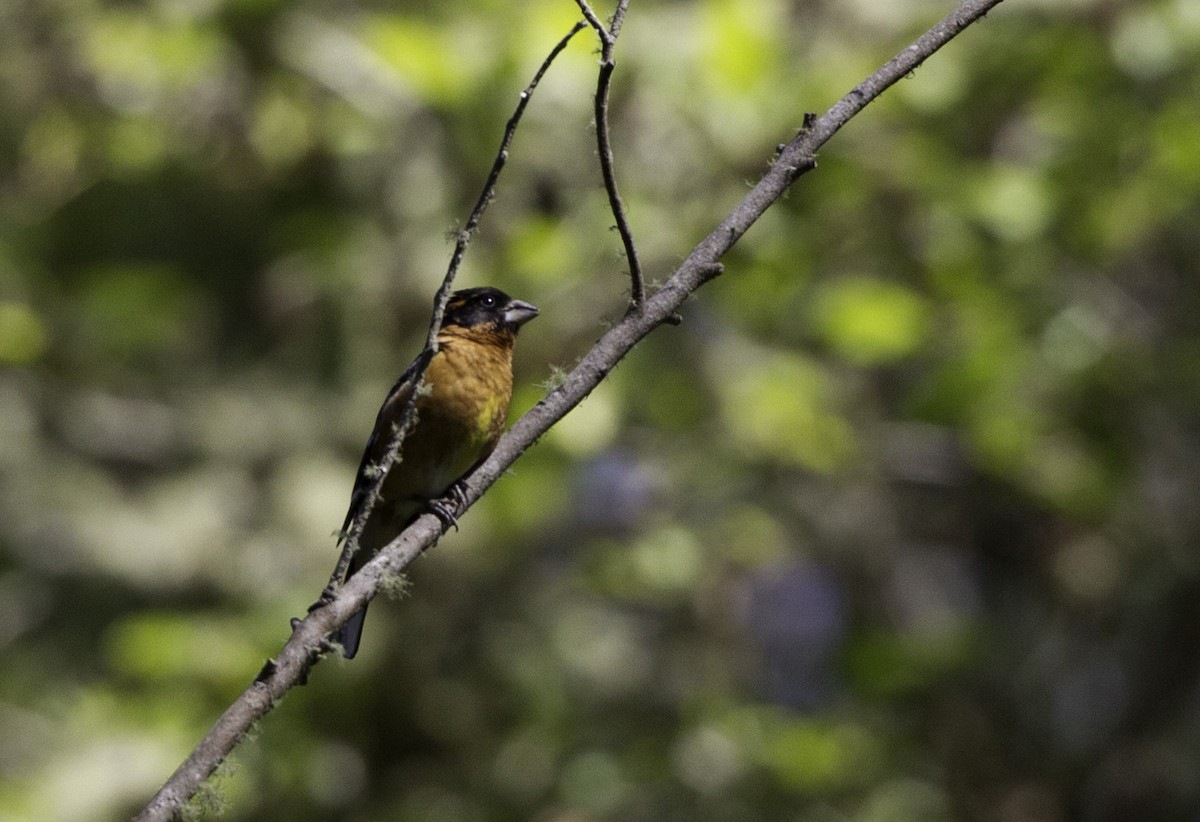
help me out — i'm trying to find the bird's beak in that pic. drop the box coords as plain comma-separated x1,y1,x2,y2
504,299,539,327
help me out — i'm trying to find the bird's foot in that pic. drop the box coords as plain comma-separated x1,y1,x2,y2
428,483,468,531
428,498,460,531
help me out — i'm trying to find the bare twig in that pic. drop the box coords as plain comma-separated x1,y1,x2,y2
609,0,629,39
426,19,589,348
135,1,1005,818
577,0,644,309
574,0,611,43
323,21,587,598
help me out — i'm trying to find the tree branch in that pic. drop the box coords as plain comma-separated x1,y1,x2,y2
134,0,1005,818
577,0,644,308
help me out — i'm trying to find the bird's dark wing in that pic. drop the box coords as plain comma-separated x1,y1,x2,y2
335,349,433,659
339,348,433,541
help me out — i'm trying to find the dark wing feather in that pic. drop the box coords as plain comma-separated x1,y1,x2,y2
339,348,432,540
336,349,433,659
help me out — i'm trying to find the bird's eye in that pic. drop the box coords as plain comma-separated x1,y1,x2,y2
482,295,496,306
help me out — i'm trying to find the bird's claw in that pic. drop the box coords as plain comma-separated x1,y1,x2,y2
428,498,460,531
430,482,471,530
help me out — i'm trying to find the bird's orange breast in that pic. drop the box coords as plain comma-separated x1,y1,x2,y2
378,332,515,507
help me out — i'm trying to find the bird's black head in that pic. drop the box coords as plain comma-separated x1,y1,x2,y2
441,287,539,333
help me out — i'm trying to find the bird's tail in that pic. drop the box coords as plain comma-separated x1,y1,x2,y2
336,603,368,659
334,540,370,659
334,500,422,659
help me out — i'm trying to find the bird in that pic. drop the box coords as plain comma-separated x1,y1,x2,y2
332,286,539,658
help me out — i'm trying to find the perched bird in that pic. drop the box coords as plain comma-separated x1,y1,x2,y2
333,286,539,658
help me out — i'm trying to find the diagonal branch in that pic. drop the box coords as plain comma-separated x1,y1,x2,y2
574,0,611,42
134,0,1006,818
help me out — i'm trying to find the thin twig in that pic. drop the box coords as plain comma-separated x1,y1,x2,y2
609,0,629,39
578,0,644,309
134,1,1005,818
325,21,587,595
428,19,589,351
574,0,611,45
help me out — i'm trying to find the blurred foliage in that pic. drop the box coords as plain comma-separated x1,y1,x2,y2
2,0,1199,820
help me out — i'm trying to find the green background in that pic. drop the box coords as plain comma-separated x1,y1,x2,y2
2,0,1199,819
